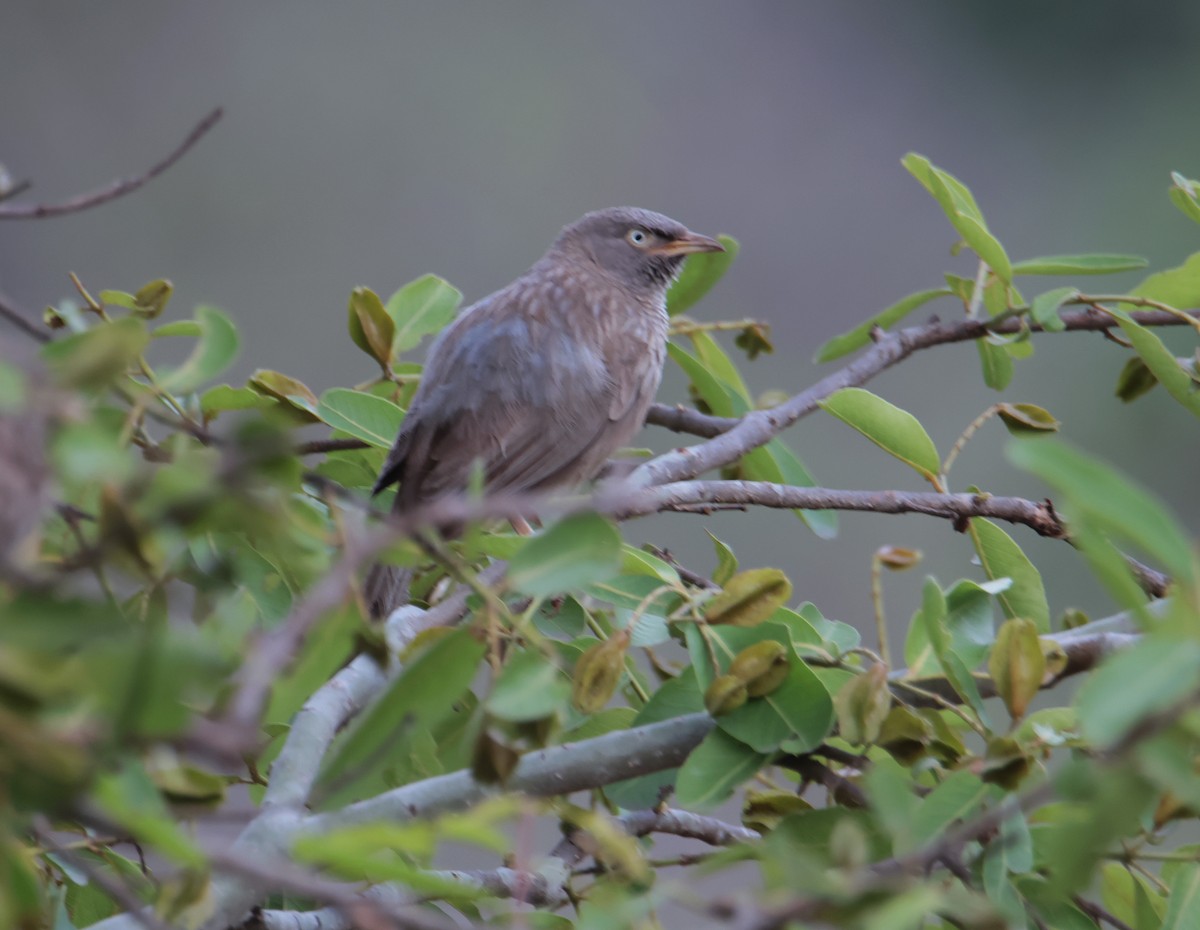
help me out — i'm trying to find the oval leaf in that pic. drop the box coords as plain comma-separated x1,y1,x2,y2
968,519,1050,631
386,274,462,352
674,727,769,809
988,618,1045,720
317,388,405,449
159,305,240,393
1028,286,1078,333
820,388,941,482
666,234,739,316
347,287,395,367
509,512,622,598
814,289,951,363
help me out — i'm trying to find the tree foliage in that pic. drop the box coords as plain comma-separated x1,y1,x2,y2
2,150,1200,930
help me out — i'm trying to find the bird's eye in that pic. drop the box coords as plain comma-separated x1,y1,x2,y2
626,228,651,247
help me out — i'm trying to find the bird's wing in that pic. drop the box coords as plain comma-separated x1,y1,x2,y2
374,285,620,510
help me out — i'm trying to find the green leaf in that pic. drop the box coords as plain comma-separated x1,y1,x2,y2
976,338,1014,390
1101,862,1166,929
92,761,205,867
1076,636,1200,745
666,234,739,316
316,388,405,449
487,649,571,721
996,402,1060,435
902,153,1012,282
686,623,834,753
1169,172,1200,226
386,274,462,352
667,342,737,417
988,618,1045,720
158,305,240,393
1162,863,1200,930
674,727,768,808
687,329,752,404
1028,286,1078,332
820,387,940,482
42,317,149,389
248,368,322,419
967,519,1050,631
152,320,202,338
1013,254,1148,276
832,664,891,746
1131,250,1200,309
1008,438,1197,588
912,771,990,846
1114,316,1200,418
755,438,838,539
619,545,680,585
1114,356,1158,403
317,629,486,798
509,512,622,597
708,530,738,586
814,289,951,363
347,286,395,367
199,384,274,417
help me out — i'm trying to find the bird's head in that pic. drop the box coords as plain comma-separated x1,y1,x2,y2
550,206,724,293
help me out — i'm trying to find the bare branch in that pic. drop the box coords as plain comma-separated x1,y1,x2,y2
628,306,1200,489
0,108,224,220
614,481,1069,538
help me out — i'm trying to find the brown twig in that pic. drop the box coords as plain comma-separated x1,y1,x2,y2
31,821,168,930
0,290,51,342
0,108,224,220
1072,894,1138,930
297,437,373,455
615,482,1069,538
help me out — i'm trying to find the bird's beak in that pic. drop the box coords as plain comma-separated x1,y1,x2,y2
651,231,725,257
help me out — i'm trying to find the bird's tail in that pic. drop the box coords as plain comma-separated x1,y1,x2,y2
365,562,415,620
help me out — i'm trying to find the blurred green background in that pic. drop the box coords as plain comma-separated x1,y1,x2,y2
3,2,1198,637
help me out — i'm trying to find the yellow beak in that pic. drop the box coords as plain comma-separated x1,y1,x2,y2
650,231,725,257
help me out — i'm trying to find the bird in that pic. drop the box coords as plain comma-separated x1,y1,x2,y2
366,206,724,617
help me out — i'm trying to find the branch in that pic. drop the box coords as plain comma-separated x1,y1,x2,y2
305,713,717,833
645,402,740,438
613,481,1068,538
262,572,501,811
0,108,223,220
219,524,400,746
0,290,51,343
628,306,1200,489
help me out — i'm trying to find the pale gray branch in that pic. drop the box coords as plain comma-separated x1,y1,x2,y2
305,713,717,833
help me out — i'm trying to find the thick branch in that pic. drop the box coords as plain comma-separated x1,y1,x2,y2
0,108,223,220
305,713,717,833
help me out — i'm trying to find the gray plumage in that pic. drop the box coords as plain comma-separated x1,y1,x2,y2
367,207,722,616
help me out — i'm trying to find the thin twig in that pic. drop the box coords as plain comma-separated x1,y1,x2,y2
0,290,51,342
0,108,224,220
